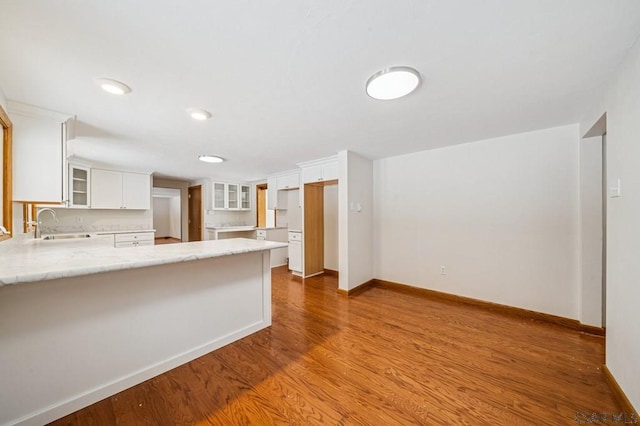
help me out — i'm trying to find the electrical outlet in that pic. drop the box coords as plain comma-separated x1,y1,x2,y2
440,266,447,275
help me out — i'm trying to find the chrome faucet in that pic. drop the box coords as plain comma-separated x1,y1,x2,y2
35,208,59,238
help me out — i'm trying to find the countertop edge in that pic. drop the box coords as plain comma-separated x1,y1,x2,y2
0,239,288,287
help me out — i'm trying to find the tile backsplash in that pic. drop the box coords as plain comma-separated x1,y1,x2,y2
38,208,153,234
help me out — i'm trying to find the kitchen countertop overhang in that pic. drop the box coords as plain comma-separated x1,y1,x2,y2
0,235,287,286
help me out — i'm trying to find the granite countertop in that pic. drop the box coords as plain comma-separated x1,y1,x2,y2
0,235,287,287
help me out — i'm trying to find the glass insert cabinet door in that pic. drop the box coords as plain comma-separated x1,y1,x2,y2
227,184,239,209
240,185,250,209
214,182,226,209
69,164,90,208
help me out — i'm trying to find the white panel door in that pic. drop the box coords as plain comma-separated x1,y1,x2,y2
91,169,123,209
123,172,151,210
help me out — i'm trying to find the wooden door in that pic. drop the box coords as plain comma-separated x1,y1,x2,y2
188,185,202,242
304,183,324,276
257,184,267,228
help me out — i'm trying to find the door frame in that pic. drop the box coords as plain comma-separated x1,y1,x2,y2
188,185,202,242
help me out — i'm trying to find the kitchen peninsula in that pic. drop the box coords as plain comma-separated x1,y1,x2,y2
0,235,287,425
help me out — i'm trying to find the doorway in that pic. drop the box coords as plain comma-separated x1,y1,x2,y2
188,185,202,242
256,183,275,229
581,114,607,329
152,187,182,244
303,180,338,277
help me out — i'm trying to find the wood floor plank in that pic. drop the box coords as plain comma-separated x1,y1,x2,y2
49,267,621,425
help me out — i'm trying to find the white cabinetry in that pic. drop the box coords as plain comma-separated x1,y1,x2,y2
267,177,278,210
114,232,155,248
276,172,300,190
91,169,151,210
300,157,338,184
9,101,73,203
288,231,302,273
68,164,90,208
212,182,251,210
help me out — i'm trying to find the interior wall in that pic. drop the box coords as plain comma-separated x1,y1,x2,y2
152,198,171,237
169,196,181,238
589,35,640,412
579,136,603,327
286,189,301,230
338,150,373,291
324,185,338,271
373,124,581,319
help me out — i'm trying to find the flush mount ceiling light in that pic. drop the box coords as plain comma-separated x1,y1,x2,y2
198,155,224,163
95,78,131,95
187,108,212,120
365,66,421,100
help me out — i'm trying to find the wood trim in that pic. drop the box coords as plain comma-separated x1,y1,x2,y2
323,268,338,277
373,279,605,336
303,184,324,276
1,102,12,240
602,365,639,416
337,279,375,297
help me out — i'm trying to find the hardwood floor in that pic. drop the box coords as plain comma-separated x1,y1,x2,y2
50,267,620,425
154,237,182,245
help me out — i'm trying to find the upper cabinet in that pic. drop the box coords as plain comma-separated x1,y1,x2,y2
9,101,73,203
276,172,300,190
91,168,151,210
213,181,251,210
68,164,90,208
300,156,338,184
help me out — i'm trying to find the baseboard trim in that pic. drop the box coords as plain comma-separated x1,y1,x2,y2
602,365,639,416
373,279,605,336
323,268,339,277
337,279,375,297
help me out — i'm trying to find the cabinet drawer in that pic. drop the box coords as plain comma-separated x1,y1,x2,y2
288,231,302,241
115,232,155,243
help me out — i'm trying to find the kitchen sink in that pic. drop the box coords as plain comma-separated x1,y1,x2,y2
42,233,91,240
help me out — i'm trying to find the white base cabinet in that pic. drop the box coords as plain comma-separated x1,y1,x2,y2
114,232,155,248
288,231,302,273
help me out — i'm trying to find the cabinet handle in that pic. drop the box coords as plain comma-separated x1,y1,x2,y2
317,177,323,181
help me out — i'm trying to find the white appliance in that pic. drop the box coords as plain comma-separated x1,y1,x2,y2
288,231,302,274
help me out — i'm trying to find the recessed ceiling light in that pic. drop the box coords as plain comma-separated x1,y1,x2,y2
187,108,212,120
366,66,421,100
95,78,131,95
198,155,224,163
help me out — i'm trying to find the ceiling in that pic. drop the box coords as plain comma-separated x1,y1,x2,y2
1,1,640,182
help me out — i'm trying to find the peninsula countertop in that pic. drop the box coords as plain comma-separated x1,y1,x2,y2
0,235,287,286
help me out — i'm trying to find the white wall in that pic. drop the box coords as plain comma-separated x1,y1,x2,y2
584,36,640,412
374,125,581,319
338,151,374,291
153,197,171,237
580,136,603,327
286,189,301,230
324,184,338,271
169,196,181,238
